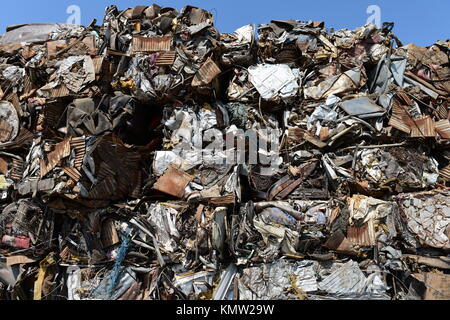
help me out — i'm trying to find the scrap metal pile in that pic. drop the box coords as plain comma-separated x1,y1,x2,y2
0,4,449,300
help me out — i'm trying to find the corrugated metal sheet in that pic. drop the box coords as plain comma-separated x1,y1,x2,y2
347,223,375,246
192,57,221,87
97,162,115,182
106,48,129,57
63,167,82,182
88,175,117,200
130,171,142,199
318,260,367,295
440,165,450,180
10,158,24,181
155,51,176,66
23,74,34,96
40,138,71,178
389,93,414,134
121,151,142,199
410,116,436,138
435,119,450,139
43,105,64,129
48,85,70,98
389,104,411,134
85,139,142,200
153,165,194,198
17,129,33,147
0,119,12,143
70,137,86,170
131,36,172,53
436,103,449,120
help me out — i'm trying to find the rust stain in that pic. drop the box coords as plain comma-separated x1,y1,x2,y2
288,128,306,142
153,165,194,198
413,273,450,300
63,167,82,182
47,40,68,57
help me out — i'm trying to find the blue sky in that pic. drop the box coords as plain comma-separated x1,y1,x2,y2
0,0,448,46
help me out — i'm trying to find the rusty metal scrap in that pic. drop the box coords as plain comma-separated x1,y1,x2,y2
153,165,194,198
192,57,222,87
39,138,71,178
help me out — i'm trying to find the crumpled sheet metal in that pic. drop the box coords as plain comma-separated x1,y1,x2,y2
396,191,450,249
353,148,440,191
347,195,392,225
58,56,96,93
248,64,300,100
304,68,362,100
239,259,318,300
221,25,255,67
0,101,19,143
153,165,194,198
0,3,449,301
318,260,388,298
0,23,83,44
